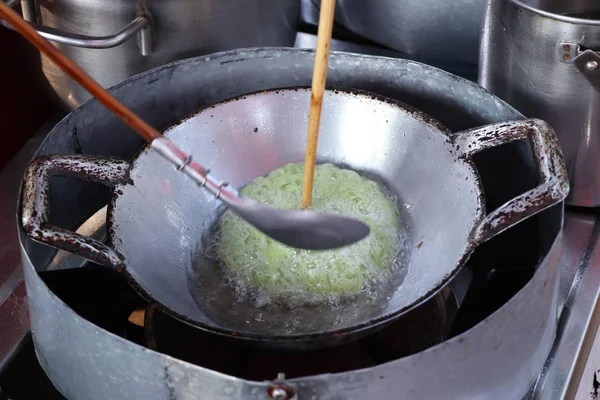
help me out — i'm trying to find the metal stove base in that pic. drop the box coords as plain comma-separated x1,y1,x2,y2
529,210,600,399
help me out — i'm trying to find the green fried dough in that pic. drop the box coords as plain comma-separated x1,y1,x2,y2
218,163,400,301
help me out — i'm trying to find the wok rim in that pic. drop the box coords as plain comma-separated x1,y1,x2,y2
106,87,486,346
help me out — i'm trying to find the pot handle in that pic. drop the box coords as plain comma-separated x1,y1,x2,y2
558,42,600,87
0,0,152,54
454,119,569,244
21,154,131,268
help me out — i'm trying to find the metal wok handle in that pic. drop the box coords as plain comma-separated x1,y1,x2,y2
454,119,569,244
21,154,131,268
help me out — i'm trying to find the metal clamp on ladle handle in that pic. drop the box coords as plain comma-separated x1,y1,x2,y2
0,0,152,54
151,138,241,204
21,155,131,268
454,119,569,244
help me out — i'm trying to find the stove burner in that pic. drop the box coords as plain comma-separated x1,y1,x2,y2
143,289,451,380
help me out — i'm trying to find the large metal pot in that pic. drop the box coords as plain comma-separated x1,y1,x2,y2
10,0,299,109
479,0,600,207
20,87,568,350
314,0,486,64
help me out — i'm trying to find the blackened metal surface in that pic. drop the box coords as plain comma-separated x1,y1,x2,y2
454,119,569,243
21,155,130,268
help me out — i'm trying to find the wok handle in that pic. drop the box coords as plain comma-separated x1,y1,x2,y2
21,154,131,268
454,119,569,244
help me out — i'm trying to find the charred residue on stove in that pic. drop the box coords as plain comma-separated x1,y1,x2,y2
69,127,82,154
163,365,178,400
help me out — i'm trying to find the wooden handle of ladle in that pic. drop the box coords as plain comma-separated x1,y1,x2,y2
301,0,336,209
0,1,161,143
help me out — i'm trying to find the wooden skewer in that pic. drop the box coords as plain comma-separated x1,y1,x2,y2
0,1,161,143
301,0,336,209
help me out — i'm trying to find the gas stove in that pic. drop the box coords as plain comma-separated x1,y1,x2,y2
2,139,596,400
1,3,599,399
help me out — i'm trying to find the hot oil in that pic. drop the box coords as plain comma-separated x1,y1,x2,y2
186,164,413,335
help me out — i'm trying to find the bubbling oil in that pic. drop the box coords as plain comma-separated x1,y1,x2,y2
199,163,409,317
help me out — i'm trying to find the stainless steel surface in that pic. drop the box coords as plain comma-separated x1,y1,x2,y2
18,48,565,399
19,217,564,400
18,0,35,24
297,0,479,82
28,0,300,109
2,12,151,51
479,0,600,207
35,15,150,52
150,137,371,250
0,114,62,372
296,0,479,82
525,213,600,399
312,0,486,64
20,86,568,349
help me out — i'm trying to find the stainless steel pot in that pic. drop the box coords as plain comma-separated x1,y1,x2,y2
20,87,568,350
479,0,600,207
6,0,299,109
18,48,566,399
314,0,486,64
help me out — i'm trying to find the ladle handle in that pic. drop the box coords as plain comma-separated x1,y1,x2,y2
22,154,129,268
454,119,569,244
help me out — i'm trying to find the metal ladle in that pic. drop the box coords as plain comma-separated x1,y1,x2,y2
0,2,370,250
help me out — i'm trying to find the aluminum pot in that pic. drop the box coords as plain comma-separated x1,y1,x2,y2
313,0,486,64
21,87,568,350
7,0,299,109
18,48,566,400
479,0,600,207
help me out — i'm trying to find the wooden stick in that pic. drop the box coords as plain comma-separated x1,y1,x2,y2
128,309,146,327
0,2,161,143
301,0,336,209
